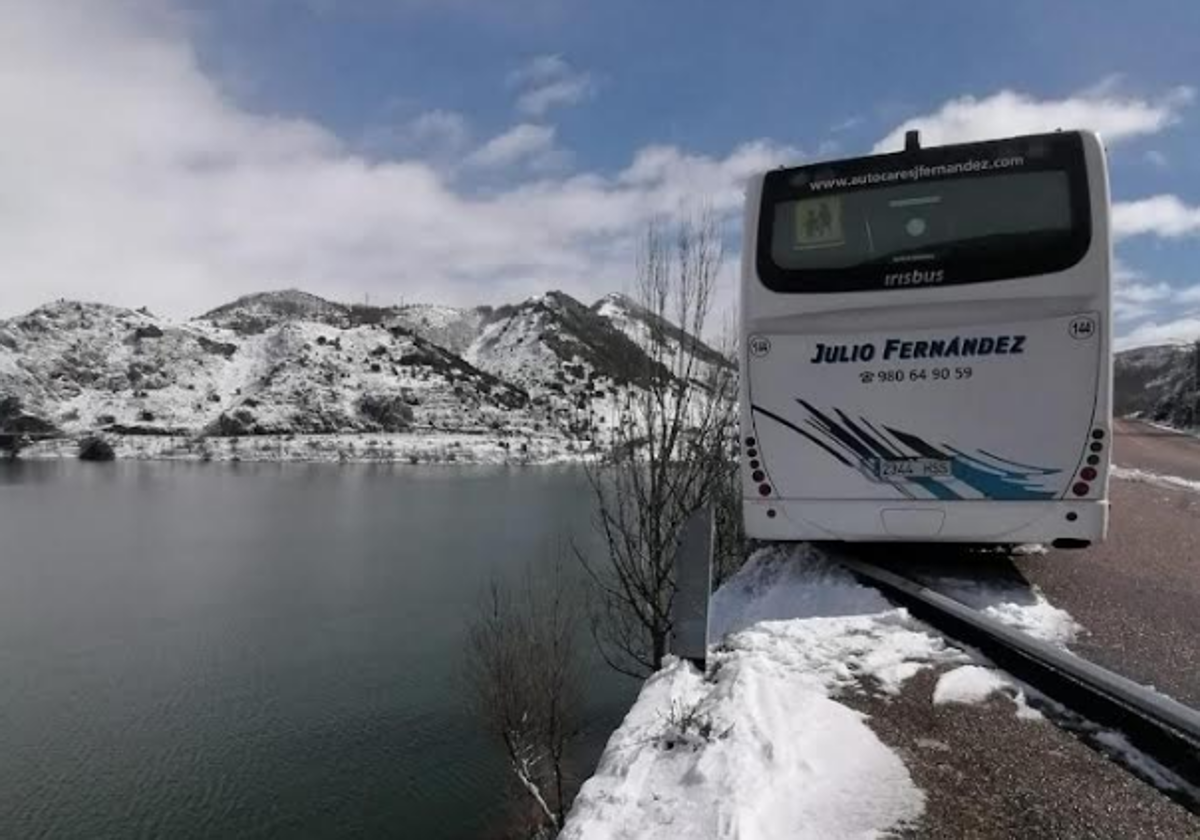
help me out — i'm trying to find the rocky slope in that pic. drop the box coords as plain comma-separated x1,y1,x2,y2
592,292,730,378
1114,343,1199,429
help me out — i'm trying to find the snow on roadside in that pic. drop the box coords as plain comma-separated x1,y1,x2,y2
562,546,966,840
1140,419,1200,440
932,665,1009,705
932,666,1044,721
907,574,1081,647
1112,465,1200,494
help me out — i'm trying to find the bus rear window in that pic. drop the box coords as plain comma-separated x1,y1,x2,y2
757,134,1093,293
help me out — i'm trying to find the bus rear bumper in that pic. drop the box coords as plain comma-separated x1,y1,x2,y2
744,499,1108,545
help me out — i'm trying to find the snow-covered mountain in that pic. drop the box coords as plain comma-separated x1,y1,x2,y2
0,289,730,451
0,296,539,439
468,291,664,389
592,292,731,384
460,291,648,439
1114,343,1199,428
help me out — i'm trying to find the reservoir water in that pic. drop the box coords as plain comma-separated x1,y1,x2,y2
0,460,635,838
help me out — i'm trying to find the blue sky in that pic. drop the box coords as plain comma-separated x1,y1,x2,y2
3,0,1200,347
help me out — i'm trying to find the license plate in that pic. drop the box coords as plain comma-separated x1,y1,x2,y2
872,457,952,480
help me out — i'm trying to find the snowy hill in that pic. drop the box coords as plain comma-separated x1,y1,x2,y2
199,290,354,334
1114,343,1198,428
0,289,730,458
0,298,540,441
0,300,232,433
466,290,696,438
468,291,664,389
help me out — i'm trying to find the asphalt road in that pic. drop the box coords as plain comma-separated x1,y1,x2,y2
855,419,1200,837
1017,419,1200,707
848,669,1200,839
835,422,1200,835
1108,418,1200,482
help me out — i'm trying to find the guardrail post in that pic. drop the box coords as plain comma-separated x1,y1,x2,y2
670,505,714,672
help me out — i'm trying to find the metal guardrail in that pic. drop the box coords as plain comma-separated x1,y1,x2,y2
835,554,1200,810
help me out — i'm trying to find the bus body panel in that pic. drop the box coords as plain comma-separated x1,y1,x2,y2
743,499,1107,543
741,130,1112,545
747,314,1104,502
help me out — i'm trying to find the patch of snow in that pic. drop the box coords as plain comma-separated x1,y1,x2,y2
1141,419,1199,437
709,544,894,636
932,665,1046,721
932,665,1010,705
1093,731,1197,797
564,546,969,839
1112,465,1200,494
1012,690,1045,721
911,574,1082,647
979,599,1082,647
561,656,925,840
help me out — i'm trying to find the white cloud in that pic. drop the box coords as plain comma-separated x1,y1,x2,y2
0,3,795,318
507,54,571,88
465,123,563,170
1145,149,1169,168
1112,195,1200,240
1112,258,1200,335
1118,281,1172,304
406,109,470,149
616,140,798,209
1113,260,1164,321
1115,315,1200,350
815,140,841,158
508,53,595,116
360,108,471,163
869,81,1200,350
874,85,1194,152
1115,280,1173,322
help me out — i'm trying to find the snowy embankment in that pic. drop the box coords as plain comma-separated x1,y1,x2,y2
563,546,1074,840
18,432,587,465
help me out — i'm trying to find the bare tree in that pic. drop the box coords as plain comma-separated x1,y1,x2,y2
576,211,740,678
465,551,584,836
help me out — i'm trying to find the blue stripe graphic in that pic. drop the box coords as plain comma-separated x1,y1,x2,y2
750,401,1062,501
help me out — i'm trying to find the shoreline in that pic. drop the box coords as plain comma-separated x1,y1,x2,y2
13,432,596,466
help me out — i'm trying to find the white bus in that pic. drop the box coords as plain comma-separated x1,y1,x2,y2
740,129,1111,548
